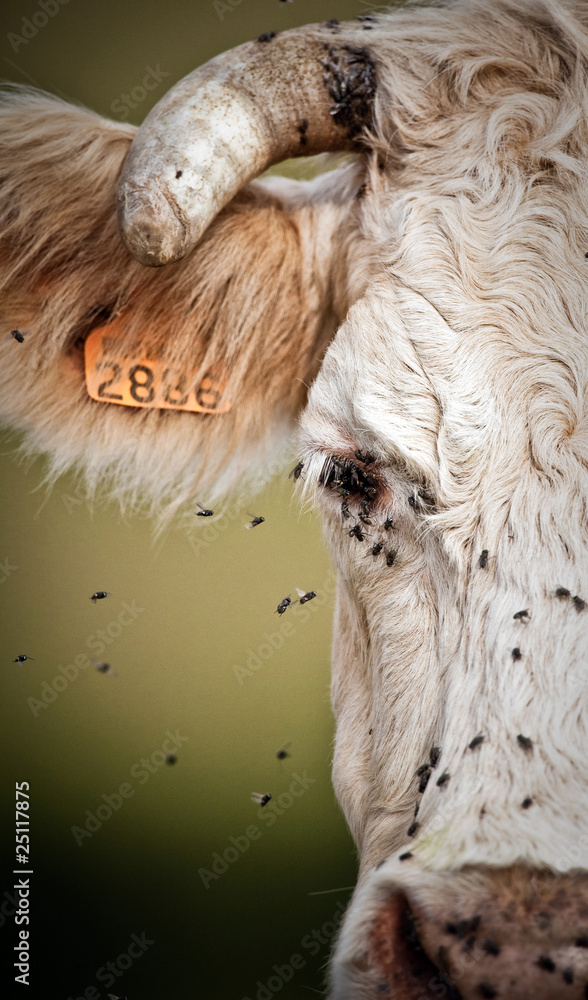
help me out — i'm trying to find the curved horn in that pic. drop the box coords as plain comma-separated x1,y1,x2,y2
117,21,378,265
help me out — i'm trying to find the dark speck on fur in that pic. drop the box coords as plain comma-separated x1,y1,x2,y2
537,956,556,972
517,734,533,752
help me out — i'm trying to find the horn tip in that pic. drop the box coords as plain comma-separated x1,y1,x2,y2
116,179,190,267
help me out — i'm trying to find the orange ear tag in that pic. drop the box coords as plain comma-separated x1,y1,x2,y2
84,319,231,414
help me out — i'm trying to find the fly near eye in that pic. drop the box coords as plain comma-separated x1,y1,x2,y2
245,513,265,529
358,498,372,524
92,658,117,677
195,502,214,516
296,588,316,604
251,792,272,807
289,460,304,481
90,591,112,603
276,594,297,614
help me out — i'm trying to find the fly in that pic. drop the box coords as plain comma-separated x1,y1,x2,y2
246,514,265,529
92,658,117,677
276,594,297,615
90,591,111,603
289,461,304,481
195,502,214,517
251,792,272,807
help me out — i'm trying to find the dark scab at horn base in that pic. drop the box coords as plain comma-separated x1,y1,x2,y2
322,44,377,142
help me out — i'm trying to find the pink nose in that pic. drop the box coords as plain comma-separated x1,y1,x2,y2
368,866,588,999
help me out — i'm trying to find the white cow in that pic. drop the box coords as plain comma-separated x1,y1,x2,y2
1,1,588,996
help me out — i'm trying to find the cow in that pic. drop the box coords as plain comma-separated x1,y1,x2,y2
1,0,588,996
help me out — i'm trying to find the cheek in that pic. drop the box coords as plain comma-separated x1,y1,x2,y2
330,583,375,845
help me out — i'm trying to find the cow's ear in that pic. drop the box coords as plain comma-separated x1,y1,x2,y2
0,87,363,513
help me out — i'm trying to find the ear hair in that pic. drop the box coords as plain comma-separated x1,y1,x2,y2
0,86,358,522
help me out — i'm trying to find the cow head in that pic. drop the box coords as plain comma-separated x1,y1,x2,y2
2,1,588,997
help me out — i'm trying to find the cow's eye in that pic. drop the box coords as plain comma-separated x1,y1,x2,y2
319,454,379,502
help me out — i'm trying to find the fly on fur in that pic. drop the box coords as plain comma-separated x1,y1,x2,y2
320,454,379,503
359,498,372,524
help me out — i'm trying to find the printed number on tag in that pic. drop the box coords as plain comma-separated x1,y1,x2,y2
84,324,230,414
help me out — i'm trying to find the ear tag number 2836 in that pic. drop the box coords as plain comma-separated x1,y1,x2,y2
84,323,230,414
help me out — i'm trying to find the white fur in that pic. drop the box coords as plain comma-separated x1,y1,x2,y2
2,1,588,994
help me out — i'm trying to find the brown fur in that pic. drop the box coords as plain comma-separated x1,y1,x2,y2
0,85,352,517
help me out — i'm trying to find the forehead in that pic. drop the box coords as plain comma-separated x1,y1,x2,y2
303,178,588,482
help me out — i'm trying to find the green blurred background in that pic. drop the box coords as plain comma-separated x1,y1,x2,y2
0,0,377,998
